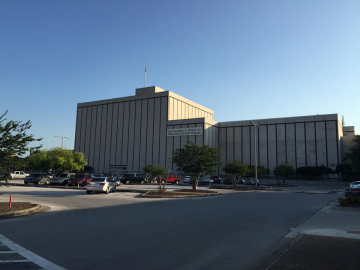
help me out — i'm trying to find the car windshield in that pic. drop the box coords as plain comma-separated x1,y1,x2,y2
75,174,85,178
91,178,105,182
29,173,42,177
57,174,68,178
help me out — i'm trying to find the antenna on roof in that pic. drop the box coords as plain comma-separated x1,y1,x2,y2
144,64,147,87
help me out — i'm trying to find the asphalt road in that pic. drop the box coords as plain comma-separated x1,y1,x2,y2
0,186,339,270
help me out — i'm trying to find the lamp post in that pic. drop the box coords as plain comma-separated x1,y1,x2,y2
55,136,70,149
250,122,259,188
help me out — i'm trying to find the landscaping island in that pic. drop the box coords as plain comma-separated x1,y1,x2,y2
142,189,219,198
0,202,40,217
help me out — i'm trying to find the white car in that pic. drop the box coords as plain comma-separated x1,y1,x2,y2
10,171,29,179
86,177,116,194
350,181,360,188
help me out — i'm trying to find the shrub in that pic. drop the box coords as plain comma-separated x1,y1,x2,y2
338,196,360,206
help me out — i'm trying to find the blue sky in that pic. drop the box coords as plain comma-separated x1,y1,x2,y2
1,0,359,150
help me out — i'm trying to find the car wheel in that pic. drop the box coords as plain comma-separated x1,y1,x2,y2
105,187,109,194
126,180,130,184
86,191,91,194
175,181,179,185
113,186,116,192
25,182,28,185
63,181,67,186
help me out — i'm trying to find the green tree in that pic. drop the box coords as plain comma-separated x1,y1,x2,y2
343,135,360,177
0,110,42,171
273,163,295,185
172,141,221,190
143,165,153,183
28,148,87,172
223,161,249,187
247,165,270,178
149,165,168,192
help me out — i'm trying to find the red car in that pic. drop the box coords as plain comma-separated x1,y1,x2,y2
68,173,92,187
163,174,181,185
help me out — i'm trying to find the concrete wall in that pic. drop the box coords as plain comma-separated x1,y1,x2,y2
217,114,341,178
75,86,213,174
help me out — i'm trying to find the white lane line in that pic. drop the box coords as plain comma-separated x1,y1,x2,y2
0,260,30,263
0,234,66,269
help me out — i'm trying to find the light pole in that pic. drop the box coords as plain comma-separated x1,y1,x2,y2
55,136,70,149
250,122,259,188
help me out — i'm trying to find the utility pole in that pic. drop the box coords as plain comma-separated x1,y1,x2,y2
55,136,70,149
250,122,260,188
144,64,147,87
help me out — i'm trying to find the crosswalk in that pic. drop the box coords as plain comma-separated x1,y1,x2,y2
0,234,65,270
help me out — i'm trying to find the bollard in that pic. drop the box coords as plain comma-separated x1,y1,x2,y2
9,194,13,208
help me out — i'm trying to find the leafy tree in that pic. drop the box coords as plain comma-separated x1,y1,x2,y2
273,163,295,185
172,141,221,190
0,110,42,171
28,148,87,172
223,161,249,187
149,165,167,192
143,165,153,183
296,166,334,179
343,135,360,177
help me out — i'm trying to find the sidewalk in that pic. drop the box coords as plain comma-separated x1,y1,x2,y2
268,200,360,269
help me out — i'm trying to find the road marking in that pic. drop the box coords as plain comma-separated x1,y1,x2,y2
0,233,66,269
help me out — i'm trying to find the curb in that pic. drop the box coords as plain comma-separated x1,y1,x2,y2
0,204,41,217
141,191,220,198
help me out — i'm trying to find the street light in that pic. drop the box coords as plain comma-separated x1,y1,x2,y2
55,136,70,149
250,122,259,188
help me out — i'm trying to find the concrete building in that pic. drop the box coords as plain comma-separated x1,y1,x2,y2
74,86,355,178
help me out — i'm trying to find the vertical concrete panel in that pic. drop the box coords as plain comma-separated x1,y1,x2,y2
186,104,189,119
79,107,87,153
259,125,267,168
110,103,118,165
268,125,277,174
153,98,161,165
277,124,286,165
295,123,306,168
168,97,173,121
182,102,185,119
93,105,103,173
286,124,296,168
316,122,327,167
146,99,154,165
234,127,242,162
115,103,124,165
196,123,204,146
133,100,142,171
121,102,130,169
88,106,97,168
166,125,174,171
227,127,234,163
188,124,196,144
242,126,250,165
305,122,316,166
98,105,108,173
174,99,178,120
139,100,148,169
180,124,188,148
173,125,181,172
219,128,227,174
326,121,338,178
74,107,82,152
127,101,136,172
103,104,113,173
159,97,168,167
84,107,92,162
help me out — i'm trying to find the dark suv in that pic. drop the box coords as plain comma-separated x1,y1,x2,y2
25,173,50,185
121,173,146,184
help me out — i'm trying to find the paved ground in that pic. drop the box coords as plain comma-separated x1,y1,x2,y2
0,185,342,270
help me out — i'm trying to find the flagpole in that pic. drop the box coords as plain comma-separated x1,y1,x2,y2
144,64,146,87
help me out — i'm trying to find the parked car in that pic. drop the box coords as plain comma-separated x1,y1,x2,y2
24,173,50,185
223,177,233,185
345,186,360,197
211,175,221,184
95,173,121,186
180,176,191,185
50,173,75,185
67,173,92,187
86,177,116,194
350,181,360,188
198,177,213,186
163,174,182,185
121,173,146,184
10,171,29,179
241,178,260,185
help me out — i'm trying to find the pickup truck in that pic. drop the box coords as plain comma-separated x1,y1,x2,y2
163,174,181,185
11,171,29,179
